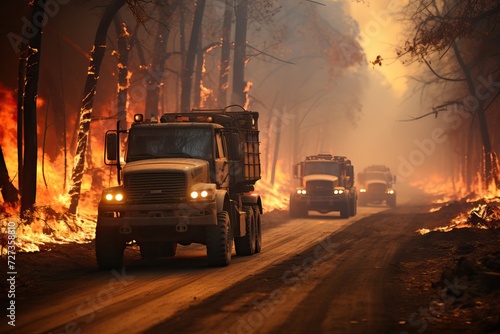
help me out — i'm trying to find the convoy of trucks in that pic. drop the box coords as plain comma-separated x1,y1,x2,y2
94,100,398,269
95,106,262,269
289,154,357,218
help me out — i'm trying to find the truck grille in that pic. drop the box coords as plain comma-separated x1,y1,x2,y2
368,183,386,194
306,180,333,196
124,172,186,204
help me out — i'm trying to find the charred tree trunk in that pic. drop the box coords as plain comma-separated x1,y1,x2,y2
452,42,498,191
180,0,206,112
0,146,19,205
68,0,125,215
193,32,203,108
145,0,177,118
270,112,282,185
179,3,186,111
218,0,232,107
20,0,46,218
17,44,27,196
232,0,248,107
113,16,131,130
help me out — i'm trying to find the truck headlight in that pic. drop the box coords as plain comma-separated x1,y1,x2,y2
333,189,344,195
296,189,306,195
386,189,395,194
190,190,210,199
360,188,366,193
190,184,216,201
103,188,125,203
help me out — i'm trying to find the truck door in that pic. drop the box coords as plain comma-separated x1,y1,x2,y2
215,131,229,189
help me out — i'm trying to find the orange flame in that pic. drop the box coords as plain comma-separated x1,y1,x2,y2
254,159,292,211
411,170,500,204
0,84,113,255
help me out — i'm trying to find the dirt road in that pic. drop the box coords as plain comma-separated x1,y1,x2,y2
6,203,498,334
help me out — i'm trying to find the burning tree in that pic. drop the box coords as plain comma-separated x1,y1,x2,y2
396,0,500,192
18,0,47,219
68,0,126,215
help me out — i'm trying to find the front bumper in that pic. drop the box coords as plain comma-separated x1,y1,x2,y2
97,201,217,228
293,195,347,210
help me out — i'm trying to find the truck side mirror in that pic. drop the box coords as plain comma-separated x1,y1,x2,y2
105,132,118,162
393,175,397,184
293,163,301,179
346,165,354,178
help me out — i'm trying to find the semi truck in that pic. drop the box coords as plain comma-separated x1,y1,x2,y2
289,154,357,218
95,106,263,269
357,165,396,207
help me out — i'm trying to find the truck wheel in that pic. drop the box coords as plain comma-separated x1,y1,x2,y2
340,200,350,219
289,196,299,218
95,227,124,270
253,207,262,254
206,211,233,267
349,195,357,216
299,202,309,218
387,195,397,207
235,207,256,256
358,193,367,206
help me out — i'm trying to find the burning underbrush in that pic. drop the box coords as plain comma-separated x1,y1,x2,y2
0,205,96,255
418,199,500,235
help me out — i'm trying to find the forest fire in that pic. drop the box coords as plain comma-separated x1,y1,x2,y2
0,85,102,254
409,170,500,234
254,164,291,211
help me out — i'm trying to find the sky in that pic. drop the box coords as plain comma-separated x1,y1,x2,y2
347,0,412,95
339,0,456,199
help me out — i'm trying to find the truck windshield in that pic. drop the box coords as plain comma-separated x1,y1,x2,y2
126,126,213,162
364,172,390,182
304,162,340,176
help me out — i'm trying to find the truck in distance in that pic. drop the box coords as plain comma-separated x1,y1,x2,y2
289,154,357,218
357,165,396,207
96,106,263,269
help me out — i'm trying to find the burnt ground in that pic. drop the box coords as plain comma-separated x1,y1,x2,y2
393,200,500,334
1,199,500,333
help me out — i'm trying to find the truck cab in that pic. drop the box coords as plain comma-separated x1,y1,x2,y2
289,154,357,218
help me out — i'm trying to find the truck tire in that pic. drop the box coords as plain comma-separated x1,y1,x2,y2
253,207,262,254
95,227,125,270
387,195,397,207
235,207,256,256
358,193,367,206
349,195,357,216
206,211,233,267
140,242,177,259
290,197,308,218
289,196,299,218
340,200,350,219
